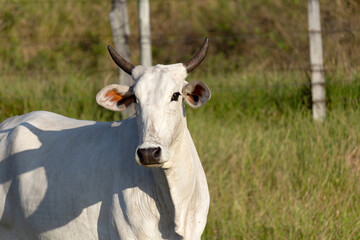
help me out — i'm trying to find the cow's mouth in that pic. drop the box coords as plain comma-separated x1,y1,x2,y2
140,162,164,168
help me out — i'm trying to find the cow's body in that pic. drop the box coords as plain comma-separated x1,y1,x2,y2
0,111,209,239
0,38,211,239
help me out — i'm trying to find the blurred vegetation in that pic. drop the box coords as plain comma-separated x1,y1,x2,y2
1,0,360,74
1,0,360,239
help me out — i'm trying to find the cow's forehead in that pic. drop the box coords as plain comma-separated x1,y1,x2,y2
132,63,188,91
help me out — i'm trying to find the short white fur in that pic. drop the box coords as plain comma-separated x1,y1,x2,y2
0,62,211,239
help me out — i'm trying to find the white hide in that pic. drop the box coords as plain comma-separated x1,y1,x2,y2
0,64,210,240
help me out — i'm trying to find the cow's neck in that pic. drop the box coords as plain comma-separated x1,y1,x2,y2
154,125,209,239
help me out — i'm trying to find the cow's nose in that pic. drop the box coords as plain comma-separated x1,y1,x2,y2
137,147,162,165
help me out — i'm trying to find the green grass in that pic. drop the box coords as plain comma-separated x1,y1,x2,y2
0,69,122,121
2,0,360,73
1,0,360,239
191,110,360,239
187,72,360,239
1,69,359,239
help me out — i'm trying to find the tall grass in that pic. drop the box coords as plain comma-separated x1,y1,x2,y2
1,69,359,239
1,0,360,239
186,72,360,239
1,0,360,73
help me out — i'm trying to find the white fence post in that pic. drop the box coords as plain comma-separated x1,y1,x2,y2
308,0,326,122
138,0,152,66
109,0,134,116
109,0,132,85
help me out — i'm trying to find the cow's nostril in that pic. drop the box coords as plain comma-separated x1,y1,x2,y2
137,149,144,161
152,147,161,160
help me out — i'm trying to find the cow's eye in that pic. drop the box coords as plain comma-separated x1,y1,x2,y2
171,92,181,102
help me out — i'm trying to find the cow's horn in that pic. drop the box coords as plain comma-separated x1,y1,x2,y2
183,37,209,73
107,45,135,76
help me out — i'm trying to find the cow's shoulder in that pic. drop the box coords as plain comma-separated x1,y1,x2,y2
1,111,137,153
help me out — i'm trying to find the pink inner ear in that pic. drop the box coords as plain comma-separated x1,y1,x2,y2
186,94,196,105
186,84,205,105
105,89,123,103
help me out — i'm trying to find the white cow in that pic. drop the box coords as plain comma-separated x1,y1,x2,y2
0,38,211,240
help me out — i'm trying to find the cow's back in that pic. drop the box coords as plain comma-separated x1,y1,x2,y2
0,111,144,239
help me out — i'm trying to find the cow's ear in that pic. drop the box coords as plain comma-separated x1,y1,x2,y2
96,84,134,111
182,81,211,108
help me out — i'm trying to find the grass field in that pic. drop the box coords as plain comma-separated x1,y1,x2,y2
1,0,360,239
1,69,360,239
191,75,360,239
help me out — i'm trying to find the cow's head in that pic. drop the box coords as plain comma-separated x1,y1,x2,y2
96,38,211,168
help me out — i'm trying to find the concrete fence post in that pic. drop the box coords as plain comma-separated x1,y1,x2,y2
138,0,152,67
308,0,326,122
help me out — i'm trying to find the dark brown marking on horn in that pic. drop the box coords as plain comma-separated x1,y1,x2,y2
183,37,209,73
107,45,135,76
